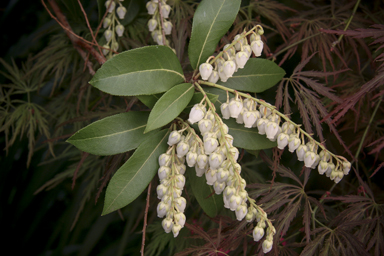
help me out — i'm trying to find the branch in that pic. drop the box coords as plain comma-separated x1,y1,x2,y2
43,0,106,71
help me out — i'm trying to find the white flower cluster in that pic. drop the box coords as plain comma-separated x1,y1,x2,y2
219,93,352,184
102,0,127,56
156,139,187,237
188,101,276,253
199,27,264,83
146,0,172,45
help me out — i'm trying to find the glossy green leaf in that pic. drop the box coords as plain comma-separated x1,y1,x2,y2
145,83,195,133
67,112,154,155
223,118,277,150
218,58,285,93
90,46,185,96
188,0,241,70
186,168,224,218
102,129,170,215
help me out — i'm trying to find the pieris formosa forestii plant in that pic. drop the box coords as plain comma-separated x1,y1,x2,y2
66,0,350,254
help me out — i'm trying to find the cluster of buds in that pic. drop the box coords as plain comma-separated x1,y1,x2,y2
156,136,187,237
199,25,264,83
219,92,352,184
102,0,127,57
187,96,276,253
146,0,172,46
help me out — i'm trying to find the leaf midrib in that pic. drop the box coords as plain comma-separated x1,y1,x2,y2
195,0,226,68
104,131,168,213
92,69,184,83
147,85,194,130
69,124,146,142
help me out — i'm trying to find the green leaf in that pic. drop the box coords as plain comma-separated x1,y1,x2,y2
223,118,276,150
90,46,185,96
145,83,195,133
137,93,164,109
102,129,170,215
188,0,241,70
218,58,285,93
186,167,224,218
67,112,155,155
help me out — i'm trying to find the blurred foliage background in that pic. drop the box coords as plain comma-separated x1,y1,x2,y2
1,0,384,255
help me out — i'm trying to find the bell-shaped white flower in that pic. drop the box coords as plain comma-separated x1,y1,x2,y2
335,171,344,183
175,174,186,189
186,151,198,167
318,160,329,175
208,70,219,84
216,168,229,183
223,59,236,77
223,44,236,60
311,154,320,169
277,133,289,149
253,226,265,242
256,117,268,135
161,4,171,18
116,6,127,19
176,141,189,158
236,108,245,124
235,204,248,221
319,150,331,162
218,66,228,82
174,197,186,212
174,212,186,227
326,162,335,177
296,144,308,161
176,163,186,175
188,104,206,124
155,34,164,45
199,63,213,80
213,180,226,194
220,102,231,119
157,201,169,218
111,41,119,52
288,135,301,152
265,121,280,140
234,34,245,51
116,24,125,37
243,44,252,58
204,137,218,155
196,154,208,169
251,34,264,57
205,169,217,185
146,1,157,15
105,0,116,13
162,217,173,233
343,161,351,175
224,186,236,200
229,194,242,211
168,131,181,146
195,164,207,177
259,104,272,117
228,98,243,118
304,151,317,168
163,21,172,35
223,194,230,209
282,122,295,135
246,209,255,223
103,17,111,28
158,166,171,181
243,110,258,128
235,51,248,69
229,147,239,161
156,184,168,199
104,29,112,42
209,152,223,170
147,19,157,32
198,118,213,134
262,239,273,254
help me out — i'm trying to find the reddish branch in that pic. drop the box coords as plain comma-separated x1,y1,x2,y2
42,0,106,74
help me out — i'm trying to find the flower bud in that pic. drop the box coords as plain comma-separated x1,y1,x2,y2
186,151,198,167
188,104,206,124
235,51,248,69
157,201,169,218
209,152,223,170
198,118,213,134
116,6,127,19
208,70,219,84
228,98,243,118
175,174,186,189
235,204,248,221
296,144,308,161
229,194,242,211
223,44,236,60
304,151,317,168
105,0,116,13
162,217,173,233
318,160,329,175
216,168,229,183
205,168,217,185
342,161,351,175
161,4,171,18
163,21,172,35
176,141,189,158
223,59,236,77
204,137,218,155
288,135,301,152
147,19,157,32
256,118,268,135
253,226,265,242
213,180,226,194
146,1,157,15
199,63,213,80
103,17,111,28
168,130,181,146
156,183,168,199
243,45,252,58
116,24,125,37
174,212,186,227
262,239,273,254
218,66,228,82
104,29,113,41
277,133,289,149
220,102,231,119
175,197,186,212
251,34,263,57
158,166,171,181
